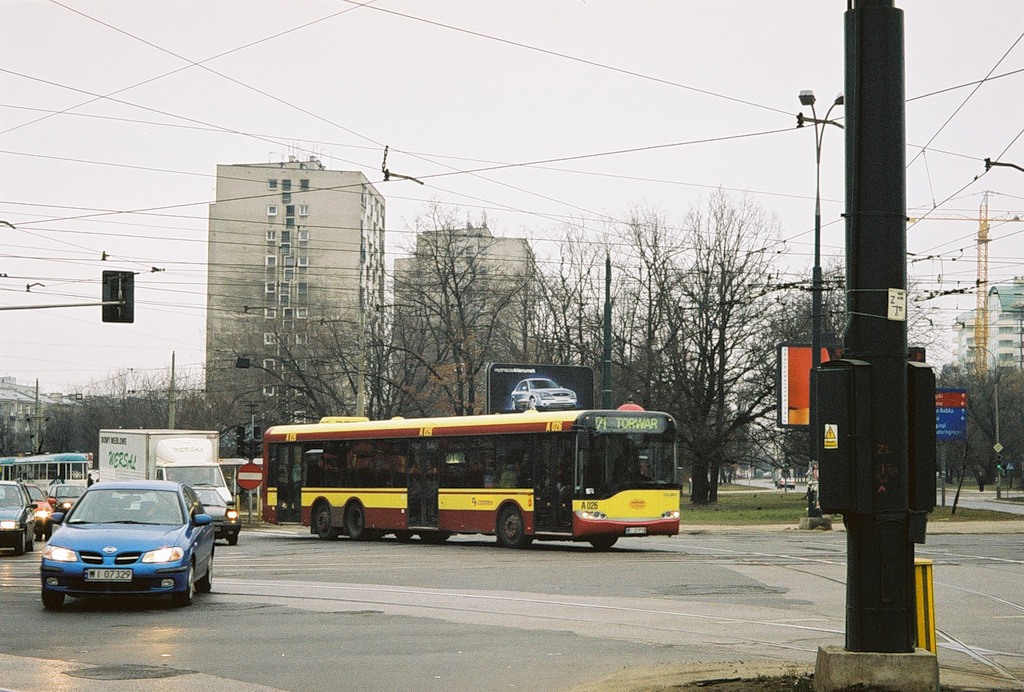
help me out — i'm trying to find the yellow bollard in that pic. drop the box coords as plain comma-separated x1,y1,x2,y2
915,557,936,653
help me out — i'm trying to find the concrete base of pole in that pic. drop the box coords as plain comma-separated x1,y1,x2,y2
798,516,832,530
814,646,938,692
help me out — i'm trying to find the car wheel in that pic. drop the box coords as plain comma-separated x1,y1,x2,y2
172,562,195,607
12,528,26,556
25,529,34,552
496,505,531,549
42,590,64,610
196,554,213,593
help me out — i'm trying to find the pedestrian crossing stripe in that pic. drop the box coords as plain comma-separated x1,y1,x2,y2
824,424,838,449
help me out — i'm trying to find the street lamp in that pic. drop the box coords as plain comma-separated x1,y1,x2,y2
797,90,845,376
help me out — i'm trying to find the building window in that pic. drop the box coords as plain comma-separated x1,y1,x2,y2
285,216,295,228
267,205,277,216
296,307,308,319
300,179,309,190
282,192,291,204
280,243,292,256
299,204,309,217
280,281,291,295
264,333,276,345
268,179,278,190
284,256,296,267
263,359,275,371
298,282,308,297
998,340,1014,348
298,229,309,243
283,307,294,319
264,308,276,319
298,256,308,267
280,294,290,307
282,179,291,192
265,282,276,295
281,230,292,244
295,332,307,345
282,319,293,331
265,256,277,268
266,229,277,241
284,268,295,281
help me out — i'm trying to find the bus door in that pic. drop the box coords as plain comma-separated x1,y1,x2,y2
533,437,573,534
273,444,303,523
407,441,439,528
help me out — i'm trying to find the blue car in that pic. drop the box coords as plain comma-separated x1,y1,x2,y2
40,480,214,610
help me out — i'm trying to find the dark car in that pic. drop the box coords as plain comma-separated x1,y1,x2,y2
192,486,240,545
47,484,86,514
23,483,53,540
40,480,214,610
510,378,578,412
0,481,36,555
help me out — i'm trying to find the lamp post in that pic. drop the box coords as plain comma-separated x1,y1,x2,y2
797,90,844,376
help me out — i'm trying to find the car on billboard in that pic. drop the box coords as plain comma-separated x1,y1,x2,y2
510,378,577,411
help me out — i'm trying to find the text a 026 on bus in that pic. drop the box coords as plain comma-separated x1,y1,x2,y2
259,409,680,551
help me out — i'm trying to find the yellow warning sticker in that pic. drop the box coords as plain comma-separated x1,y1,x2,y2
824,424,838,450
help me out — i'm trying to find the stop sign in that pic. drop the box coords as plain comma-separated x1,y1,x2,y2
236,462,264,491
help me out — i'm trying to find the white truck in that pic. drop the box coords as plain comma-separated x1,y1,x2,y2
97,429,233,505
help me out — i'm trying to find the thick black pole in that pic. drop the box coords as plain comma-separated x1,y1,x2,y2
844,0,913,652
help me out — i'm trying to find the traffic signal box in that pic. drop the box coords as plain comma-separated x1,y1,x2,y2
812,359,935,531
101,270,134,323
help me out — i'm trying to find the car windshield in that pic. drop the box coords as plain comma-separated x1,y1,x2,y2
193,488,225,508
0,487,24,508
532,379,559,389
67,488,184,525
162,465,224,488
25,485,46,502
51,485,84,499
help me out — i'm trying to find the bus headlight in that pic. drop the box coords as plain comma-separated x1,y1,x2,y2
578,510,606,520
662,510,680,519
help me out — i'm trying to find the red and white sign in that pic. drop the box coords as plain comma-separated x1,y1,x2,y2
236,462,264,491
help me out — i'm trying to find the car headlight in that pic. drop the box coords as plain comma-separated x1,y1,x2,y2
142,546,185,564
226,509,238,520
42,545,78,562
0,520,16,530
61,501,73,510
35,508,52,520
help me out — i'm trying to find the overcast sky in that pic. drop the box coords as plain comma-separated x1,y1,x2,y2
1,1,1022,393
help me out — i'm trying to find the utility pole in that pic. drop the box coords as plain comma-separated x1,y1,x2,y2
602,253,612,409
168,351,176,429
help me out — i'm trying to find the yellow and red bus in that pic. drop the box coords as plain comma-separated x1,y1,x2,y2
261,409,679,549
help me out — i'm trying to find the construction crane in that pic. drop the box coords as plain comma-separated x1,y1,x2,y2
908,193,1022,372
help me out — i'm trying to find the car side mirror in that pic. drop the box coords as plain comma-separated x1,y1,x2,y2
51,513,64,525
193,513,213,526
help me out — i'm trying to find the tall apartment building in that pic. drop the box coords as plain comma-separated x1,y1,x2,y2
205,157,385,416
953,277,1024,368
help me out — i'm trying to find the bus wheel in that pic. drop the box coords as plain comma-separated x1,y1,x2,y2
313,502,339,540
589,536,618,551
345,503,375,541
394,530,414,543
496,506,531,549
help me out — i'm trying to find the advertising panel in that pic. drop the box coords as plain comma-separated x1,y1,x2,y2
485,363,595,414
776,344,837,427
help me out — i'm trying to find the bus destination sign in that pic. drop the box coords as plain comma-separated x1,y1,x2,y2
593,415,666,434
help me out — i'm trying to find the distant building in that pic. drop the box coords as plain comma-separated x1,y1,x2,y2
0,377,71,454
205,157,385,414
954,277,1024,368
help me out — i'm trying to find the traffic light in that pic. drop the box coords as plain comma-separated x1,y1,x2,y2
102,271,134,323
235,425,246,453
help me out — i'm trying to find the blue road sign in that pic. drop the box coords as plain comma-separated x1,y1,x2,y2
935,405,967,441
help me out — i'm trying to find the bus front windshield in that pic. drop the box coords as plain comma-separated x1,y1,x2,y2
162,465,225,488
578,432,675,499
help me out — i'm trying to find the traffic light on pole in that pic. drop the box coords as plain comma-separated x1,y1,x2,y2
101,271,134,323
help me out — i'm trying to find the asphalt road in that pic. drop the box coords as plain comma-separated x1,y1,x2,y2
1,521,1022,691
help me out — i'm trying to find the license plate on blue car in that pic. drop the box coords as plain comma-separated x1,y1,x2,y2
85,568,132,582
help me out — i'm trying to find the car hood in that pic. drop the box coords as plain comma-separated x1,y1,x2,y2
538,387,574,396
0,506,28,521
50,523,189,551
